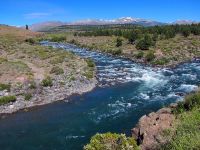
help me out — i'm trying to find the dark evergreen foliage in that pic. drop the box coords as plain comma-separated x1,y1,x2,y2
76,24,200,48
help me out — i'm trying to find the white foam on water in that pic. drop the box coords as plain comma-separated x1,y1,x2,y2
110,59,121,63
127,103,132,107
162,68,174,74
167,93,179,98
108,100,132,108
65,135,85,140
182,74,197,80
140,93,150,100
194,66,200,70
91,100,137,123
178,84,198,93
132,71,167,88
126,76,132,80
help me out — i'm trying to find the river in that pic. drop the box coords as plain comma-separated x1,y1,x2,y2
0,42,200,150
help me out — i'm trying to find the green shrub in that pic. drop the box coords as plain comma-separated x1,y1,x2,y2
50,66,64,75
84,132,140,150
25,38,36,44
173,91,200,114
29,81,36,89
41,76,53,87
116,38,123,47
162,108,200,150
136,34,154,50
0,95,16,105
145,51,155,62
50,35,66,42
69,39,77,44
153,57,169,65
69,76,76,81
0,83,11,91
182,29,190,37
135,51,144,59
111,49,122,55
183,92,200,110
86,59,95,68
0,57,8,64
24,93,32,101
50,56,65,64
83,71,94,79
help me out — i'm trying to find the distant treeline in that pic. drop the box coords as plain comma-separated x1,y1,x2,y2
76,24,200,41
74,24,200,50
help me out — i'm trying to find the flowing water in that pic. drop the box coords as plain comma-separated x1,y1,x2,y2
0,42,200,150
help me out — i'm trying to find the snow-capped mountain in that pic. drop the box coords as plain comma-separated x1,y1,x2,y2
27,17,199,31
70,17,165,26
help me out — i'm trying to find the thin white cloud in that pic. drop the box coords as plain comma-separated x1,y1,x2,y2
24,12,51,19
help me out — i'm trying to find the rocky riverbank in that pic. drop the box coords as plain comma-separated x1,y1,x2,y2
0,25,97,115
0,77,97,114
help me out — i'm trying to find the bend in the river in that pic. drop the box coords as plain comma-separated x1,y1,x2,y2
0,42,200,150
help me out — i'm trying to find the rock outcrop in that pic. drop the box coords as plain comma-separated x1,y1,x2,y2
132,105,176,150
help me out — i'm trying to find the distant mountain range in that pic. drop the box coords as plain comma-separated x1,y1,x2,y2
172,20,198,25
27,17,199,31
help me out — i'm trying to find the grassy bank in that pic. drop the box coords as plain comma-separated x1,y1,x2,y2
0,25,96,107
161,90,200,149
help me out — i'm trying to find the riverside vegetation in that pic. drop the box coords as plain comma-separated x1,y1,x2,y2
0,25,96,114
41,23,200,67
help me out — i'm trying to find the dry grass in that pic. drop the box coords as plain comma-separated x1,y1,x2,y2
0,25,42,42
0,26,90,85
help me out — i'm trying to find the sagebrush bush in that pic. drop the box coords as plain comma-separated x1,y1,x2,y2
173,91,200,114
50,66,64,75
136,34,154,50
0,83,11,91
86,59,95,68
29,81,36,89
153,58,169,65
112,48,122,55
116,38,123,47
41,76,53,87
24,93,32,101
145,51,155,62
50,35,66,42
0,95,16,105
25,38,36,44
135,51,144,59
83,71,94,79
0,57,8,64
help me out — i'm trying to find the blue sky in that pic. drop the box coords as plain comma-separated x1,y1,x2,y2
1,0,200,26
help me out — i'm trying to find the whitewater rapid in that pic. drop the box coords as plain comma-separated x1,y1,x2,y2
41,42,200,122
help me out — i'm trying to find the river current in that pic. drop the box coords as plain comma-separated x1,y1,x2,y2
0,42,200,150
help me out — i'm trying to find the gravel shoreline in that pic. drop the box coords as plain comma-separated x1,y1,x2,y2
0,77,97,114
